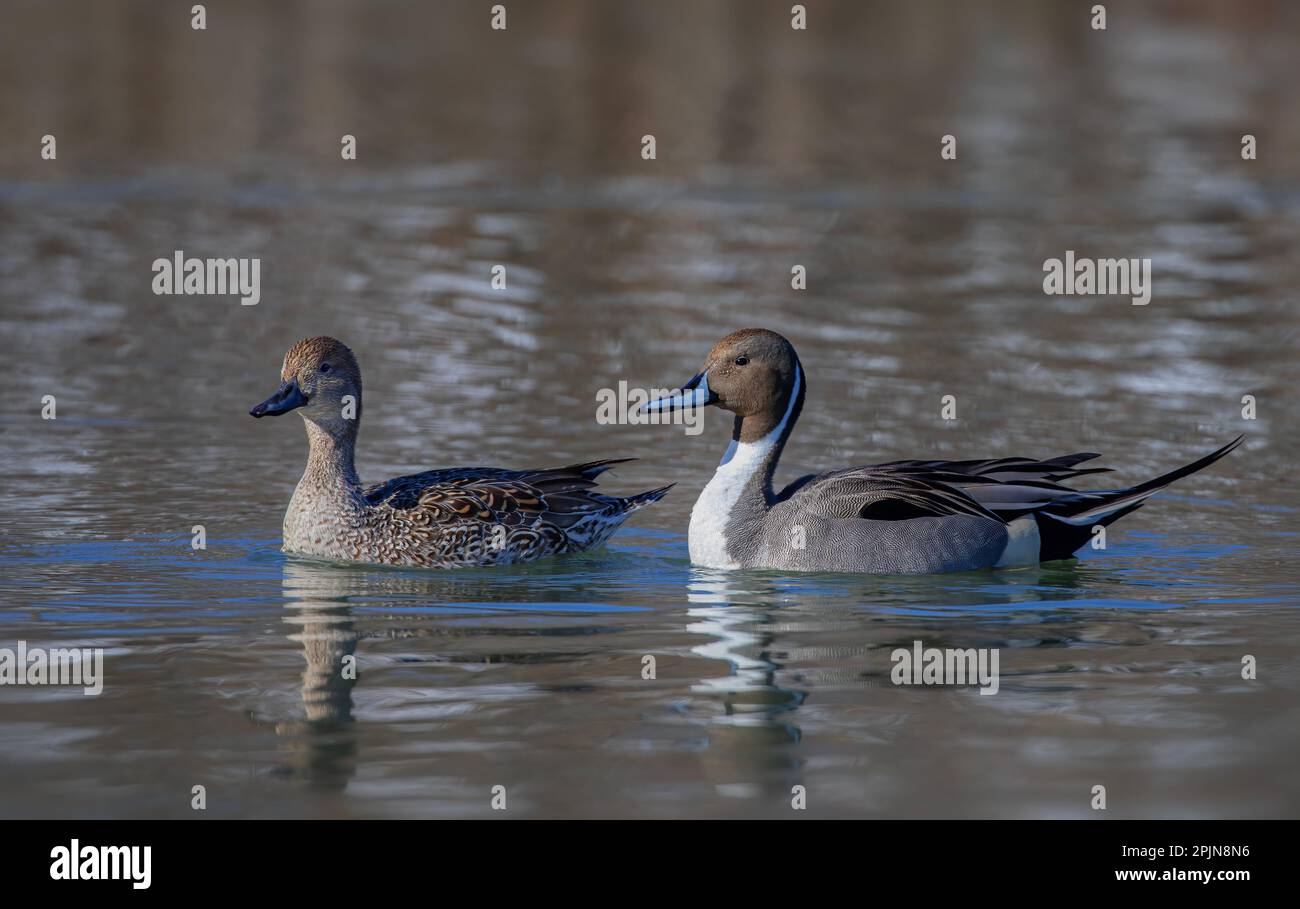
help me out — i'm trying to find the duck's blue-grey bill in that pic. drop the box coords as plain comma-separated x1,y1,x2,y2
643,371,715,412
250,378,308,417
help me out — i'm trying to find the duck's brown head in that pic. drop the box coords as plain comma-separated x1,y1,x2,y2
250,337,362,432
645,328,805,443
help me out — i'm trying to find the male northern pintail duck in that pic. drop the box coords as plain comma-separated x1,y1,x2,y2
250,337,670,568
645,328,1242,574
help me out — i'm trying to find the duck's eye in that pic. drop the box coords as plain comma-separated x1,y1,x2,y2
734,355,749,366
319,363,331,373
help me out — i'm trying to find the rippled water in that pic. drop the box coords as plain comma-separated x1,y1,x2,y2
2,0,1299,818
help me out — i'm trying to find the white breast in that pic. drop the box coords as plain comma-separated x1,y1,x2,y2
688,440,754,569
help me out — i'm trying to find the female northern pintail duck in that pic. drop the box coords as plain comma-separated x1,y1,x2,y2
250,337,670,568
646,328,1242,574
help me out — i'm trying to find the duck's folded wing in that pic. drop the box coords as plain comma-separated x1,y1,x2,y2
873,452,1112,483
873,455,1120,519
781,439,1240,559
783,466,1005,522
780,452,1116,521
364,459,635,527
364,468,518,509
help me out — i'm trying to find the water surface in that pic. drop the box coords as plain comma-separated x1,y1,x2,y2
2,0,1299,818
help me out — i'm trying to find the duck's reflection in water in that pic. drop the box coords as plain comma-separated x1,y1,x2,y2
685,569,806,803
277,560,361,791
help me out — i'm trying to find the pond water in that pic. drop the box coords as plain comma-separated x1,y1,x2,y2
2,0,1298,818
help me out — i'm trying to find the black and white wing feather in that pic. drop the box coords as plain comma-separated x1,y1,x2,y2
779,436,1243,561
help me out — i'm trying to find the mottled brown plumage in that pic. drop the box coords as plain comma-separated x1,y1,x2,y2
250,337,670,568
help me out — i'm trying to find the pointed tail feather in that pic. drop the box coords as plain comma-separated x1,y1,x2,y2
622,484,674,511
1035,435,1243,561
555,459,671,509
566,457,637,478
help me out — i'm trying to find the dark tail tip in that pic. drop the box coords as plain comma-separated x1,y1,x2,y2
1036,435,1244,560
1127,434,1244,496
569,457,638,478
624,483,674,510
